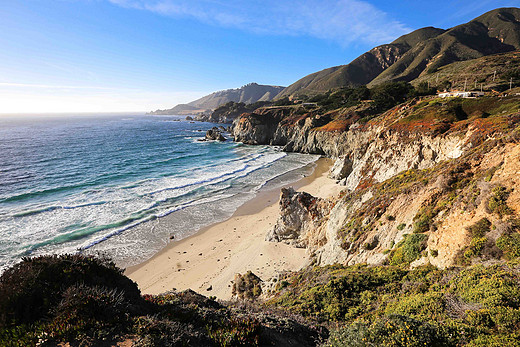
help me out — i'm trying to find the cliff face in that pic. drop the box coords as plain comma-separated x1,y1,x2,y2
234,102,469,191
235,95,520,270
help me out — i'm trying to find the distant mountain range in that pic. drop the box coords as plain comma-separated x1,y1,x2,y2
150,83,285,115
151,7,520,114
277,7,520,98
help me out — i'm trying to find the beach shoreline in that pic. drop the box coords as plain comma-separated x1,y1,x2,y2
126,157,342,300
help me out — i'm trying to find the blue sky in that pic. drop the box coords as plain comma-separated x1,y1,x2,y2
0,0,518,113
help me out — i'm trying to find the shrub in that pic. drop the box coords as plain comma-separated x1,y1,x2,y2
389,234,429,266
488,186,513,217
466,333,520,347
370,82,414,112
385,292,446,320
323,315,453,347
232,271,262,301
0,254,141,327
453,265,520,308
464,237,488,259
47,284,134,341
413,205,438,233
397,223,406,231
496,233,520,259
467,218,492,237
207,316,261,347
363,236,379,250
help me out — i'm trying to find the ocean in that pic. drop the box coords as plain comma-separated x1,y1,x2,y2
0,114,318,271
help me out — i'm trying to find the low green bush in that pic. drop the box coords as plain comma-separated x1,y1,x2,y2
467,218,492,237
496,232,520,259
323,315,453,347
488,186,513,217
464,237,488,259
0,254,141,327
389,234,429,265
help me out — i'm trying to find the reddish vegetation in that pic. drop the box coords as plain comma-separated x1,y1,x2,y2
315,119,351,132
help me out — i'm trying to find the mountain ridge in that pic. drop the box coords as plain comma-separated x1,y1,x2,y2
150,82,284,115
278,7,520,98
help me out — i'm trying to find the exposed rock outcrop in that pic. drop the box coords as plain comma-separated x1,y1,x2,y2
251,96,520,270
205,127,227,141
233,103,471,191
328,156,353,184
267,133,520,269
266,187,334,249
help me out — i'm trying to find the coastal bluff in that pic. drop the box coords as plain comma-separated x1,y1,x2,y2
233,94,520,270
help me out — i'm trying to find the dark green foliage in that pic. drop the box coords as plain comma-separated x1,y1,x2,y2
488,186,513,217
273,97,293,106
324,315,454,347
0,254,141,327
308,86,370,111
369,82,414,112
464,237,489,259
413,81,437,96
209,101,272,123
0,255,323,346
463,218,493,259
467,218,492,237
413,206,435,233
389,234,429,266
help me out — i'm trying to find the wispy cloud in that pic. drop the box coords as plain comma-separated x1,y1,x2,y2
107,0,410,46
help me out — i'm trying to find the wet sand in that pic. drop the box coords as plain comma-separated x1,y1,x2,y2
126,157,342,300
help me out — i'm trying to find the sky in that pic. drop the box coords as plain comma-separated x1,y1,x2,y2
0,0,518,113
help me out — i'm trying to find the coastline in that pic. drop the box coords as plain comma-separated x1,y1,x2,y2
126,157,342,300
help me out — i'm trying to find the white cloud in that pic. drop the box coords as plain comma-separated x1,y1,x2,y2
107,0,410,46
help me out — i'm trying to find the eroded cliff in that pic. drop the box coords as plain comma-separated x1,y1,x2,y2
234,95,520,270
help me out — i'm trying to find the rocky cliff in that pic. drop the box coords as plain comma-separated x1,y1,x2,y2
234,94,520,270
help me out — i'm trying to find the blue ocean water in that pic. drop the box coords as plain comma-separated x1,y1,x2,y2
0,114,318,270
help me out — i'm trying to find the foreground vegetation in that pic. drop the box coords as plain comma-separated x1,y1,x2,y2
2,254,520,346
0,255,323,346
268,263,520,346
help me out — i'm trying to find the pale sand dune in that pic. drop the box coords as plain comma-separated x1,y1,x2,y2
126,158,342,300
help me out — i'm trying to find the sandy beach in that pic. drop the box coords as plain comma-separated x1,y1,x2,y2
126,157,342,300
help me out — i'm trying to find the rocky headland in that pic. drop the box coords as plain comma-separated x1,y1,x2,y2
234,93,520,270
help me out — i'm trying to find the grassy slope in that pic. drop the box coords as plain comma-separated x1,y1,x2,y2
276,27,445,98
278,8,520,99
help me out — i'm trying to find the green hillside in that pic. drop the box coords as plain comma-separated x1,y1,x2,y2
277,27,445,98
279,7,520,98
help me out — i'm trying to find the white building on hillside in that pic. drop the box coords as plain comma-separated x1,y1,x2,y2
438,91,485,98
